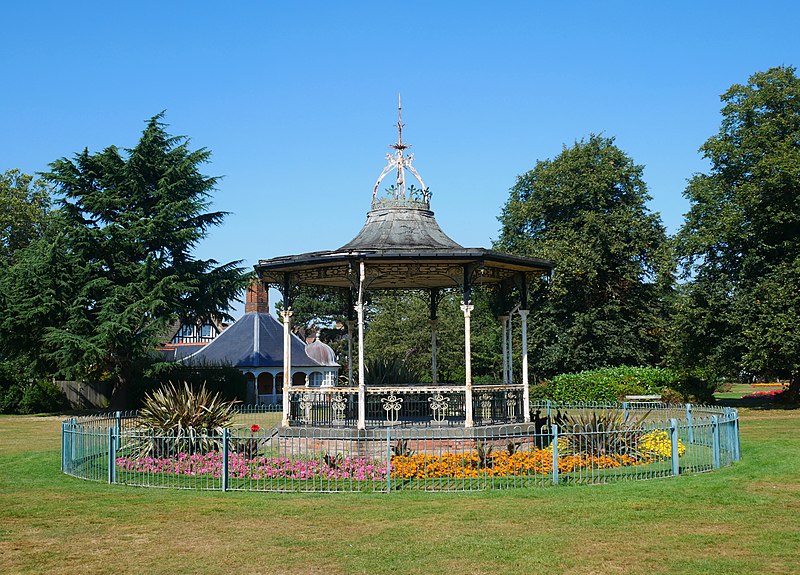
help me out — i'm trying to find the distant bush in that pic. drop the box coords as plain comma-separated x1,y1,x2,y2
670,369,720,404
137,364,248,407
0,362,65,413
549,366,678,403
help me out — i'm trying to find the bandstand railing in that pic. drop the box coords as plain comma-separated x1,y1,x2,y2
287,384,525,427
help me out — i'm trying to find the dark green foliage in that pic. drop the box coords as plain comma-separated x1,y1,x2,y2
673,66,800,401
363,290,501,383
0,361,65,414
496,135,673,377
142,363,247,406
670,370,719,404
0,114,250,408
549,366,677,403
364,357,423,386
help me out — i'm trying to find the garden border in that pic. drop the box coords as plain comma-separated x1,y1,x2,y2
61,402,740,492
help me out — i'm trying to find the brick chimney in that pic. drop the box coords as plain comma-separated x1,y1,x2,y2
245,279,269,313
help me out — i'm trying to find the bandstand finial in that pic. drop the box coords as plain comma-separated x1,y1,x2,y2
372,95,430,209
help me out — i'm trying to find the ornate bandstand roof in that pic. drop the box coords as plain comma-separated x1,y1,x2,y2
257,98,553,292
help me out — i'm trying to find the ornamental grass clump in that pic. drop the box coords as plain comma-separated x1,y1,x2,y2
129,382,237,458
559,408,649,459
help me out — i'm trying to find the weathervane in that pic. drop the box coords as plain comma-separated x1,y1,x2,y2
372,94,430,209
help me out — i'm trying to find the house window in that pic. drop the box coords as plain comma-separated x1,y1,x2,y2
308,372,324,387
200,324,214,338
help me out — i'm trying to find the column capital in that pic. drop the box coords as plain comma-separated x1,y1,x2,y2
498,314,509,321
518,309,530,318
460,303,475,316
280,309,293,320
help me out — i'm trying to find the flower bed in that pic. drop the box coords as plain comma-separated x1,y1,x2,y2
117,452,386,481
741,389,785,399
116,431,685,482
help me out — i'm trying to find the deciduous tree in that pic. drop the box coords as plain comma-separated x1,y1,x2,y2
496,135,673,377
675,66,800,401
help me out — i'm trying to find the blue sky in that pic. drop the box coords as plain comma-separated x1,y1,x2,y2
2,1,798,314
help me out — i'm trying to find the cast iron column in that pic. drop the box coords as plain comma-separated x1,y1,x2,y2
281,309,293,428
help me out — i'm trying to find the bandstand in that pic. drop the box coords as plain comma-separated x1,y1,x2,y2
256,102,553,430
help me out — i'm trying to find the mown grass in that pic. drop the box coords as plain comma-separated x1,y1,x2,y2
1,409,799,575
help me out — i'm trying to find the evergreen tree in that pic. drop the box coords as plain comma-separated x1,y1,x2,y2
675,66,800,401
0,114,250,407
496,134,673,377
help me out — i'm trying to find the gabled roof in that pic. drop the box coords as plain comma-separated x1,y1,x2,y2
181,312,335,369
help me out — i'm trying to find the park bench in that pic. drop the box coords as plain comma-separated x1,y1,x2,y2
623,394,662,403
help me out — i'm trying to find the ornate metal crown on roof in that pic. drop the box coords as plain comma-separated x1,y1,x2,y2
371,95,431,210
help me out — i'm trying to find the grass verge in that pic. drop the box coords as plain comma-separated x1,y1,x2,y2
1,410,799,575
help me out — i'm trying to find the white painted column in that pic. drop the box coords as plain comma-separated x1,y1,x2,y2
500,315,509,385
356,262,366,430
281,310,293,427
461,302,475,428
430,319,438,385
346,320,354,387
519,309,530,423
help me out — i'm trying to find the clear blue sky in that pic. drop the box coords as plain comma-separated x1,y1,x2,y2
2,1,798,315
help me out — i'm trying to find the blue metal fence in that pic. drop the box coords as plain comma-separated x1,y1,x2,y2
62,402,740,493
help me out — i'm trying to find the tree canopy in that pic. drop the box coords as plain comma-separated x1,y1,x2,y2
496,134,673,377
0,169,51,264
0,115,250,407
674,66,800,400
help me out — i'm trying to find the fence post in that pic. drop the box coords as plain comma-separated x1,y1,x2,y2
546,400,551,421
670,418,680,477
61,422,66,472
551,424,559,486
622,402,629,420
115,411,122,436
386,427,392,493
711,415,720,469
222,428,230,492
685,403,693,444
107,426,116,484
733,417,741,462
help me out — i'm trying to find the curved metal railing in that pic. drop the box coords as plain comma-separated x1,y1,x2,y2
61,402,740,492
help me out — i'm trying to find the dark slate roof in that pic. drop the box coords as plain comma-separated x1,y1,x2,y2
339,207,462,251
181,312,333,369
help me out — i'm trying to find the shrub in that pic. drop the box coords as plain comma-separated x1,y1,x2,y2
670,370,719,404
0,361,65,414
550,366,677,403
18,380,65,414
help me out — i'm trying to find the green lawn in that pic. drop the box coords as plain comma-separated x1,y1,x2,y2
1,409,799,575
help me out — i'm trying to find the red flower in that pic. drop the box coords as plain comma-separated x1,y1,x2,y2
250,424,260,433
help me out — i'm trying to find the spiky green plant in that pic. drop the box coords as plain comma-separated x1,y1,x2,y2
559,408,649,459
128,382,237,458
